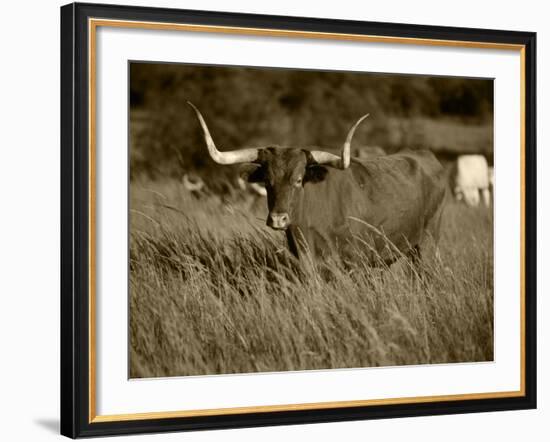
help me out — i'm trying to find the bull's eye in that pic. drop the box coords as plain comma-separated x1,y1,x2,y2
294,177,303,187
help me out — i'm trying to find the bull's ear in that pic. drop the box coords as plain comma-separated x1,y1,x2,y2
239,164,265,183
304,165,328,184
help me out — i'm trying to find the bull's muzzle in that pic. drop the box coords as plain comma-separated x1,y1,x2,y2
267,212,290,230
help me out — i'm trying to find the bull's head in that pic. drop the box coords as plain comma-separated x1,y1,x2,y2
188,102,368,230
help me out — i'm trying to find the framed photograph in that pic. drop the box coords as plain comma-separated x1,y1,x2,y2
60,2,536,438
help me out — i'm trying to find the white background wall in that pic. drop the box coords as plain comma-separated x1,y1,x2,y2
0,0,546,440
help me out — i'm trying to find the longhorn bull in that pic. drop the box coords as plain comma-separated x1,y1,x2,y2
189,102,446,264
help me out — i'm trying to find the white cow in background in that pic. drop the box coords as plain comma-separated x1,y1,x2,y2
454,154,491,207
182,173,209,199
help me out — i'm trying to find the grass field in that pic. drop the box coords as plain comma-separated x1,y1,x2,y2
129,178,494,378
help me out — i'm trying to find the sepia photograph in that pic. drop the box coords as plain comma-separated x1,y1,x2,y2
128,61,494,379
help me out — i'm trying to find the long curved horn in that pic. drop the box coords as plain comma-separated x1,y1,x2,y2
310,113,369,169
188,102,260,165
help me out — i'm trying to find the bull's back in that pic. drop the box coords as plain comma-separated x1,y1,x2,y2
293,150,445,259
350,150,444,245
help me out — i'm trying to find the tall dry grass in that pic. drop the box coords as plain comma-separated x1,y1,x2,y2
129,179,493,378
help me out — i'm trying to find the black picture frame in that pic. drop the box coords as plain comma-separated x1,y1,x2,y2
61,2,537,438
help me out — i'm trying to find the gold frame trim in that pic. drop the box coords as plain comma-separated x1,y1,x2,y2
88,18,527,424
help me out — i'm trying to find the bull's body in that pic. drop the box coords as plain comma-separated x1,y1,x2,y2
286,150,445,263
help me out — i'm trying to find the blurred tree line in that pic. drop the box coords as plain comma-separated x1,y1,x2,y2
130,62,493,180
